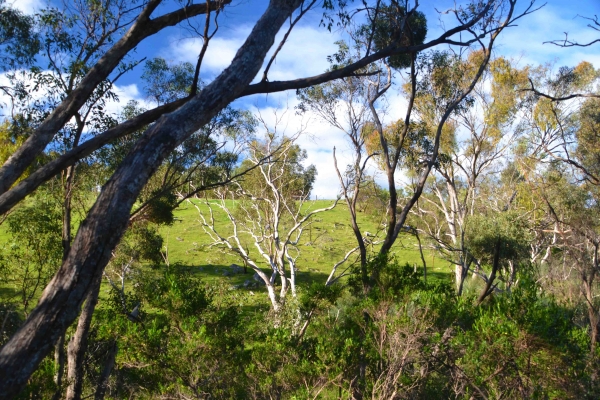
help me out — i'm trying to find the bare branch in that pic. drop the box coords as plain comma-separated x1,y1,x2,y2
522,78,600,101
544,15,600,47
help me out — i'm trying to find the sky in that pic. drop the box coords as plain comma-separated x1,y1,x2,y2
7,0,600,198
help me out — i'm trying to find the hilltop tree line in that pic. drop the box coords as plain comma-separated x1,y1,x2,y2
1,0,600,398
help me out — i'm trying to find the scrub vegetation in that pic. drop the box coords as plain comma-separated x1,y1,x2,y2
1,0,600,399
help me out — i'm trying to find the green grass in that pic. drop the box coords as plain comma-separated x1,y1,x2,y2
157,199,448,287
0,199,452,315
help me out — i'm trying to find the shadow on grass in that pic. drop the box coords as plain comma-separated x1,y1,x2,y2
424,269,451,285
174,263,331,290
177,262,451,294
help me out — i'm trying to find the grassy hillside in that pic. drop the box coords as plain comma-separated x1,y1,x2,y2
157,199,448,288
0,199,450,313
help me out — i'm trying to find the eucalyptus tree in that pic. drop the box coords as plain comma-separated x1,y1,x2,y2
298,1,531,292
295,6,531,396
0,0,529,396
0,0,39,79
517,62,600,270
521,162,600,352
518,62,600,352
414,56,530,295
198,130,333,311
3,2,132,394
63,58,253,399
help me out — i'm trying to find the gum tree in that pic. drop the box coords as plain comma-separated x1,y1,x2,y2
298,1,532,292
415,56,530,295
0,0,527,397
199,129,332,311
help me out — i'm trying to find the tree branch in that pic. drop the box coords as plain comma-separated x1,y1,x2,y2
0,0,230,194
0,98,189,216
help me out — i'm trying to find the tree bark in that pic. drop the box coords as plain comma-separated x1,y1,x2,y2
65,276,102,400
582,272,599,352
0,98,189,216
477,239,501,305
0,1,503,217
51,334,65,400
53,150,79,400
0,0,301,397
93,340,117,400
0,1,522,397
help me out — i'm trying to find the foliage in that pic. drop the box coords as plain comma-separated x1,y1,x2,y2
4,204,600,398
358,2,427,70
575,97,600,179
236,135,317,204
465,211,532,268
354,177,389,217
96,267,250,399
0,0,40,70
199,132,329,310
1,0,600,397
0,193,62,314
142,58,195,105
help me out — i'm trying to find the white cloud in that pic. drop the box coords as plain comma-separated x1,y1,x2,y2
8,0,45,14
0,69,56,117
0,73,16,116
249,92,397,199
162,6,408,199
301,120,349,200
168,26,251,74
0,71,151,131
165,23,340,83
258,25,341,82
6,0,597,199
494,4,600,68
417,0,600,69
245,98,347,199
103,83,154,117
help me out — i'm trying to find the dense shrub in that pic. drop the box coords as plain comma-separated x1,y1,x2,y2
12,257,600,399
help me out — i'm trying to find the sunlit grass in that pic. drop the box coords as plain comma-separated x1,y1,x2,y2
0,198,452,315
158,199,448,287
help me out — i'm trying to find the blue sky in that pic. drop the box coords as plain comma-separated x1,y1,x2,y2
9,0,600,198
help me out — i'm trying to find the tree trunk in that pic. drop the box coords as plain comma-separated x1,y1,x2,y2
62,165,75,260
65,276,101,400
477,239,501,305
415,229,427,282
455,263,465,295
333,147,368,289
94,340,117,400
582,275,599,353
0,1,302,396
52,334,65,400
588,303,599,352
456,255,471,296
54,161,77,400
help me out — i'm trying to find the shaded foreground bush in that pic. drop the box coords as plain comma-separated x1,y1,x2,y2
8,258,599,399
